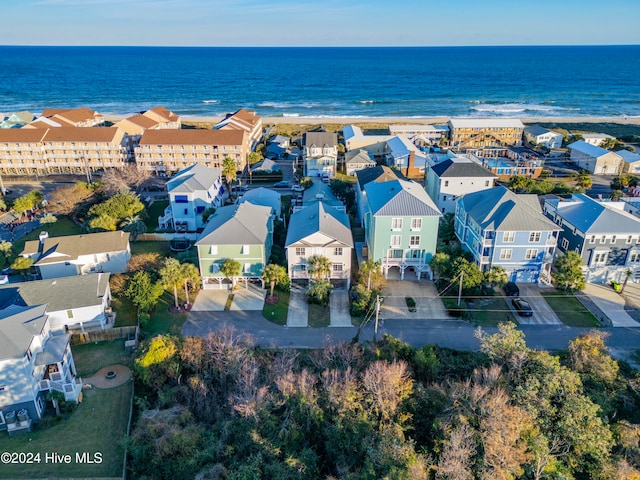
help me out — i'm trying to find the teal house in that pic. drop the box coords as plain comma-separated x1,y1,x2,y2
362,179,441,279
196,202,273,289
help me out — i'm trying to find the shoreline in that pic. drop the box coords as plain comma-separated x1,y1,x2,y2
105,114,640,126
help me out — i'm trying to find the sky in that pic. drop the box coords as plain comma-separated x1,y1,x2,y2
2,0,640,46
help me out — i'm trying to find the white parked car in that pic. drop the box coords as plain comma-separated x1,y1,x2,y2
0,275,9,285
291,185,304,193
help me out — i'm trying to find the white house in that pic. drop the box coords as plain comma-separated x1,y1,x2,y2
568,140,623,175
303,132,339,178
0,305,82,433
0,273,112,333
344,149,376,175
581,133,614,147
238,187,282,218
524,125,563,150
388,124,446,144
425,156,497,214
285,202,354,288
343,125,390,155
21,231,131,280
159,164,224,232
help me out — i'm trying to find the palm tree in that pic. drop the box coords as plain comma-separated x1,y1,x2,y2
159,257,184,308
121,215,147,241
222,157,237,189
181,262,201,305
220,258,241,289
262,263,288,297
308,255,331,281
620,269,634,294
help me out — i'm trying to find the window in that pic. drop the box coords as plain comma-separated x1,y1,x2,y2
174,195,188,203
629,252,640,263
390,235,401,247
209,245,218,255
334,247,343,256
196,206,205,214
184,209,188,215
499,249,512,260
627,235,634,244
332,264,343,272
612,235,617,243
444,180,449,187
590,235,596,244
241,245,250,255
503,231,515,243
244,263,251,274
410,235,420,247
411,218,422,230
485,180,490,187
295,247,306,256
525,249,538,260
593,252,608,264
391,218,403,230
600,236,606,244
67,310,74,319
529,232,541,242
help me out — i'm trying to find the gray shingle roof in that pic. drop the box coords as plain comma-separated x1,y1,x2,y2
167,164,221,193
431,157,497,178
22,231,130,265
238,187,281,214
285,202,353,248
555,194,640,234
460,186,559,232
35,334,70,366
524,125,554,136
0,273,110,312
303,132,338,148
366,179,441,217
0,305,48,360
355,165,400,192
196,202,271,246
345,149,376,165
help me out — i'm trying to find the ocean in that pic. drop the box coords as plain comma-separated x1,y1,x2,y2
1,45,639,119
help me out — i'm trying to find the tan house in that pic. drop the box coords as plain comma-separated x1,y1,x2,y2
448,118,524,149
142,106,181,129
41,107,104,127
0,127,127,176
568,140,623,175
135,129,247,174
214,108,263,153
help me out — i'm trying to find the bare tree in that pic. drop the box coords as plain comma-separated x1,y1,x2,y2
436,423,476,480
361,359,413,423
47,183,94,216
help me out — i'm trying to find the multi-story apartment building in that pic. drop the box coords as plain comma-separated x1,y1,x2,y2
455,186,560,283
37,107,104,128
543,194,640,284
0,127,127,176
214,108,262,152
448,118,524,149
142,106,181,129
135,129,247,175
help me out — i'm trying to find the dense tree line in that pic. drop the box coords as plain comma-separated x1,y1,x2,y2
128,325,640,479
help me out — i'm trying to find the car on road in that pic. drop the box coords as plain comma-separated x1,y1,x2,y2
273,181,290,188
512,297,533,317
291,185,304,192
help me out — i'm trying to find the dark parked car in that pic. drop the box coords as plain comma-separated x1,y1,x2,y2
512,298,533,317
504,281,520,297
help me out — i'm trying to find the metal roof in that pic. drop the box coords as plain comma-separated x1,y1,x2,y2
524,125,559,137
365,179,441,217
460,186,559,232
303,132,338,148
355,165,400,192
568,140,620,159
554,194,640,234
167,164,221,193
196,202,271,246
285,202,353,248
345,149,375,165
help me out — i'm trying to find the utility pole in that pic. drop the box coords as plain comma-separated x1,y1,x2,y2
374,295,381,342
457,270,464,307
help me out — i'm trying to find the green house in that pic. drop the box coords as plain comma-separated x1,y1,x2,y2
196,202,273,289
362,179,441,279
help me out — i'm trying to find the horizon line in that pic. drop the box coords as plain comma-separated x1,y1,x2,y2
1,43,639,48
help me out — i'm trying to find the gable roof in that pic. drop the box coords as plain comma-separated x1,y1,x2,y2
366,179,440,217
144,106,180,123
196,202,271,246
0,273,110,312
303,132,338,148
42,127,123,143
524,125,559,137
345,149,376,165
431,157,498,178
0,305,48,360
568,140,620,159
618,150,640,164
355,165,400,192
285,202,353,248
239,187,282,214
554,194,640,234
22,231,130,265
460,186,559,232
0,129,48,143
215,108,261,132
139,128,245,146
167,164,221,193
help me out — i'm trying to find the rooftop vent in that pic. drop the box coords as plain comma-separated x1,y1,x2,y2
39,231,49,244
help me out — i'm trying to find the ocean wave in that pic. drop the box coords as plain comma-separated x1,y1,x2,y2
202,99,219,104
359,100,375,104
471,102,568,114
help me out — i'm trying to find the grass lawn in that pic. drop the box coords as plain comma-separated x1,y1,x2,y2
308,302,330,327
467,297,517,326
10,216,82,261
130,240,172,257
143,200,169,231
335,172,357,183
262,289,289,325
112,296,138,328
143,291,188,337
541,290,599,327
0,340,133,478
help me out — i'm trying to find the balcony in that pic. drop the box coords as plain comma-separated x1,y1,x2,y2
38,375,83,402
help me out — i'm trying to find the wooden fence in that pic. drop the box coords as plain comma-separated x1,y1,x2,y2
70,326,139,346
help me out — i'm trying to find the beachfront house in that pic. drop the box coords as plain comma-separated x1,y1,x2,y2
0,273,112,333
34,107,104,128
543,194,640,284
523,125,563,150
159,164,224,232
214,108,263,152
0,305,82,433
195,202,273,289
455,186,560,283
20,231,131,279
448,118,524,149
343,125,390,156
1,111,35,129
303,132,338,178
425,156,497,214
388,124,447,145
581,133,614,147
619,150,640,175
568,140,623,175
344,149,376,175
362,179,441,279
142,106,182,129
285,201,354,288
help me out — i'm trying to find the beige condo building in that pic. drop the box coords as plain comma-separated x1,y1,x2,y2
448,118,524,149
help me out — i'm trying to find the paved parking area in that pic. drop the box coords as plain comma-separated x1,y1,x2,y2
191,289,228,311
330,288,352,327
230,284,265,311
380,280,451,320
512,284,562,325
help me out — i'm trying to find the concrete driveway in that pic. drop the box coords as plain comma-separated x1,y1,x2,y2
330,287,352,327
512,284,562,325
191,289,229,311
230,284,265,311
380,280,451,320
583,283,640,327
287,283,308,327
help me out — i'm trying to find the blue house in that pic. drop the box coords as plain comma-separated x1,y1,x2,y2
455,186,560,283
